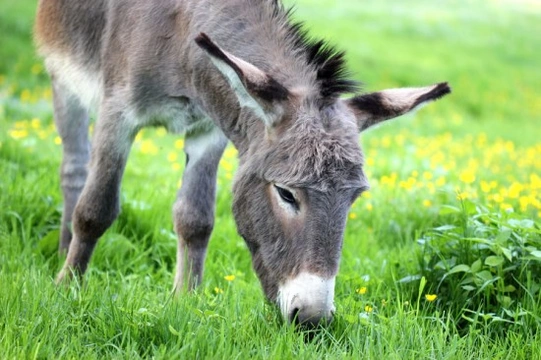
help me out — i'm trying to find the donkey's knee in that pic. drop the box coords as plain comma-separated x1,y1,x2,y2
173,201,214,247
72,196,120,242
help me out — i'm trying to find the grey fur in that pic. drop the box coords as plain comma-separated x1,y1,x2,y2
35,0,450,326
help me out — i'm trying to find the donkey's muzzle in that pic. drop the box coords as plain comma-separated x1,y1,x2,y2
278,273,336,327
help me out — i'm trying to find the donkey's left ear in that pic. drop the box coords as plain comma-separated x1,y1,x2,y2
344,82,451,132
195,33,290,128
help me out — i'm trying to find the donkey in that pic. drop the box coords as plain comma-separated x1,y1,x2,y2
35,0,450,326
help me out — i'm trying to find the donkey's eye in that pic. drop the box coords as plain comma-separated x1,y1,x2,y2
274,185,296,205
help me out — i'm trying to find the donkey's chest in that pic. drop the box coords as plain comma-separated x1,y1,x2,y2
136,96,214,135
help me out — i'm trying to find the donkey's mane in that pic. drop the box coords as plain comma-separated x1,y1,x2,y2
271,2,361,98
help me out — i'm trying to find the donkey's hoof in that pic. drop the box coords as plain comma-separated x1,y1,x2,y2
55,266,75,285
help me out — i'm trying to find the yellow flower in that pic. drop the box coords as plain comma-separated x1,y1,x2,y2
366,157,375,166
174,139,184,149
423,171,433,181
423,199,432,207
435,176,446,187
508,182,523,199
364,305,373,313
20,89,32,103
54,136,62,145
167,151,178,162
480,180,492,193
425,294,437,302
8,129,28,140
459,169,476,184
140,140,158,155
356,287,367,295
366,203,373,211
500,203,513,212
220,159,234,171
349,213,357,220
224,275,235,282
214,287,224,294
31,118,41,129
224,146,237,159
156,127,167,137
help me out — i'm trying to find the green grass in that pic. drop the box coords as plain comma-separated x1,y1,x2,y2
1,0,540,358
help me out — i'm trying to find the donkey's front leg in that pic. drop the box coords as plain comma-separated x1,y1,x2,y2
173,127,227,292
52,79,91,252
56,105,136,283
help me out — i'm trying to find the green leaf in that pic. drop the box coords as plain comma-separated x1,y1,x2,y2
530,250,541,259
344,314,358,324
503,285,516,293
397,275,422,283
508,219,534,229
37,229,60,255
446,264,471,275
476,270,495,284
495,230,512,244
471,259,482,273
168,325,181,336
462,285,476,291
485,256,504,267
500,247,513,262
418,276,427,295
434,225,457,232
461,199,477,215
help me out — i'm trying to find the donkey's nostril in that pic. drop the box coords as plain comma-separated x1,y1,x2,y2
289,307,300,323
289,307,334,328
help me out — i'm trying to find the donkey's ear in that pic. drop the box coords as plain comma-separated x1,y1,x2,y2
195,33,290,128
344,83,451,132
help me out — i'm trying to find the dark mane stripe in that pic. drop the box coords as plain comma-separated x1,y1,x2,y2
275,3,360,98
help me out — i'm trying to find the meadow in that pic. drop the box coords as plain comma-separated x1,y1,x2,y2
1,0,540,358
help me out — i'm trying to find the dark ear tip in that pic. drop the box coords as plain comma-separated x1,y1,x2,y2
194,32,225,60
431,82,452,100
194,32,210,47
436,82,452,94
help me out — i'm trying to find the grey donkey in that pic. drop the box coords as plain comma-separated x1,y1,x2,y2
35,0,450,326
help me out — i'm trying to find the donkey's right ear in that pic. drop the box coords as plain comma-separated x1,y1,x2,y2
195,33,290,128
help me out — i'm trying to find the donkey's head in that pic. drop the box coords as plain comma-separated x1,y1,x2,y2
196,33,450,326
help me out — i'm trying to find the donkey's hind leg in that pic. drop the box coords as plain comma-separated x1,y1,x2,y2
52,78,91,252
173,126,227,292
